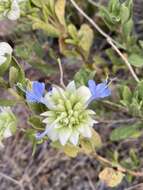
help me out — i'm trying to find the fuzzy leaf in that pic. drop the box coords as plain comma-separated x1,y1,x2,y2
123,19,133,37
110,124,142,141
28,115,44,130
129,54,143,67
80,138,93,154
122,86,132,105
9,66,19,86
0,99,16,106
68,24,78,40
49,0,55,14
31,0,42,7
90,129,102,149
78,24,94,59
74,67,95,86
137,80,143,98
11,58,26,85
55,0,66,26
32,19,60,37
63,144,79,157
0,55,11,76
120,4,130,24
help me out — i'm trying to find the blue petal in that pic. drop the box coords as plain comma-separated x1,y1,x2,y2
95,82,110,98
26,81,46,103
35,131,47,140
88,80,111,100
88,80,97,96
32,81,45,98
26,92,41,103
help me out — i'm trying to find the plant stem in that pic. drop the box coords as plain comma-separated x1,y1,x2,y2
57,58,66,88
103,100,129,113
70,0,140,83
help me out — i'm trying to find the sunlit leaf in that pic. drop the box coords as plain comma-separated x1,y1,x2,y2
99,167,124,187
63,144,79,157
78,24,94,59
55,0,66,26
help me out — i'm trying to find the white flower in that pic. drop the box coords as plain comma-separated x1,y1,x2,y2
0,107,17,148
37,81,97,146
0,42,13,65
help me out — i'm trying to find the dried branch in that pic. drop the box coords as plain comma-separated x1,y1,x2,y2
57,58,66,88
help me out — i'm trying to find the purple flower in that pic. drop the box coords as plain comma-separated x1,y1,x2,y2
88,80,111,102
26,81,45,104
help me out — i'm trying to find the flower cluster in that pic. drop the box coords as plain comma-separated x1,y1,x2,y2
26,80,111,146
0,107,17,148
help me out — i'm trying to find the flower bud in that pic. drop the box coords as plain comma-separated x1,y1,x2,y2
0,107,17,147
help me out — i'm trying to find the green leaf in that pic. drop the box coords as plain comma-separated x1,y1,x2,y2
120,4,130,24
80,138,93,154
128,54,143,67
137,80,143,98
28,102,46,114
31,0,42,7
89,129,102,149
106,48,123,65
9,67,19,87
49,0,55,14
108,0,120,12
0,99,16,106
80,130,102,154
28,115,45,130
78,24,94,59
63,144,79,157
25,128,36,141
0,55,11,76
28,57,57,75
129,98,141,116
68,24,78,40
11,58,26,85
110,123,142,141
30,16,60,37
122,86,132,105
55,0,66,26
122,19,133,37
0,77,8,88
74,67,95,86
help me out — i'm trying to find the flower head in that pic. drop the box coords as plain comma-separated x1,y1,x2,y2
36,81,97,146
88,80,111,102
0,42,13,65
26,81,46,104
0,107,17,147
